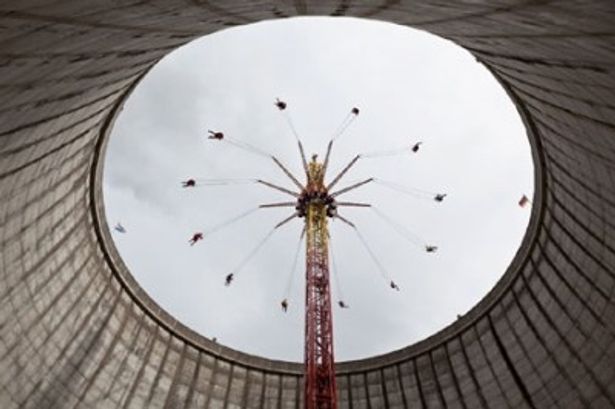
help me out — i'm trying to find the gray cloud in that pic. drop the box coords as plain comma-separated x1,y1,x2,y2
103,17,533,361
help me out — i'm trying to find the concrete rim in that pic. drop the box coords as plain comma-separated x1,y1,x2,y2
90,21,546,374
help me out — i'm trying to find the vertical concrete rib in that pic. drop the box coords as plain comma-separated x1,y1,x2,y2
487,314,537,409
511,278,591,408
427,351,448,409
121,325,160,409
412,360,427,409
457,335,488,409
1,1,615,408
73,291,131,408
183,350,202,408
442,343,468,409
163,342,187,409
394,364,408,409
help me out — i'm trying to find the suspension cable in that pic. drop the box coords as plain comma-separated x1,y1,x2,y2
336,216,391,282
282,110,302,143
373,178,440,200
281,109,309,176
372,207,425,247
202,207,259,238
329,235,346,305
323,108,359,176
207,130,305,190
330,109,358,143
222,136,273,159
225,209,299,282
352,224,392,282
283,226,306,299
360,146,413,158
189,178,259,186
228,227,277,279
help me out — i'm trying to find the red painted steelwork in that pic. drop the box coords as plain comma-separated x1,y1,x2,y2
304,163,337,409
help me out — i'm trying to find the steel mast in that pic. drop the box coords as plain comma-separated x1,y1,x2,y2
194,101,441,408
302,156,337,409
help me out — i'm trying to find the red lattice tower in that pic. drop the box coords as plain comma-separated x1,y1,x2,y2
303,157,337,409
193,103,437,408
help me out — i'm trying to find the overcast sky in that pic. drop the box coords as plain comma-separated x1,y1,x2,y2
103,17,533,362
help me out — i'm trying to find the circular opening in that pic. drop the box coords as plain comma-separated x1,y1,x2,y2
102,17,534,362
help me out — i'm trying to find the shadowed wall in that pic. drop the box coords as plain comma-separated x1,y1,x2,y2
1,1,615,408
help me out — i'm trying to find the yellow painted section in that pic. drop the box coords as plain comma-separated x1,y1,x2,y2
306,158,329,256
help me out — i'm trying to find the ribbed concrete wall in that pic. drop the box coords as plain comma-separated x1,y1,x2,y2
1,1,614,408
